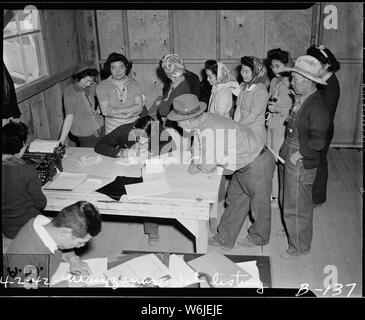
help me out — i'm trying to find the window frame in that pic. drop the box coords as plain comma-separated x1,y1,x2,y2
3,9,49,93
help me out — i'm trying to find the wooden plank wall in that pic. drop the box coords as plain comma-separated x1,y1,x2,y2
93,6,361,147
14,6,362,147
16,10,93,145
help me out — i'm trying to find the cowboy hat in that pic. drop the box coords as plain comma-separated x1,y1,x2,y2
167,94,207,121
281,55,327,85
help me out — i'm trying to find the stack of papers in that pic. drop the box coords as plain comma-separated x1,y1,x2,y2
125,180,172,199
187,251,253,288
28,139,61,153
105,254,199,288
44,172,87,191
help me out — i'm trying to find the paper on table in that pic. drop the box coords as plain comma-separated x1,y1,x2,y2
105,254,173,288
50,258,108,287
168,254,200,287
44,172,87,191
74,178,103,193
28,139,60,153
125,179,172,199
78,155,103,166
187,251,253,288
235,261,263,288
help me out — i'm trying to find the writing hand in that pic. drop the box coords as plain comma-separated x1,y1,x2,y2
198,164,217,174
187,163,200,175
69,259,91,277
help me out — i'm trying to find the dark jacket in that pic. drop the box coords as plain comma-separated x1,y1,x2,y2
94,121,173,158
184,70,201,98
2,157,47,239
297,91,329,169
158,79,191,117
2,62,21,119
317,73,340,142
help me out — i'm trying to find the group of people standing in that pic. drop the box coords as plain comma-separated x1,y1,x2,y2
2,44,340,261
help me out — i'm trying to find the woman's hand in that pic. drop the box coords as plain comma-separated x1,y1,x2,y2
187,163,200,174
198,164,217,174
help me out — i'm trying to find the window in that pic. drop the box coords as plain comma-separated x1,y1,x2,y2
3,10,48,88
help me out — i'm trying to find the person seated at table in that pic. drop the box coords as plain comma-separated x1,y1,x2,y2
5,201,102,286
2,121,47,253
168,94,275,250
59,64,104,147
94,115,175,158
96,53,144,135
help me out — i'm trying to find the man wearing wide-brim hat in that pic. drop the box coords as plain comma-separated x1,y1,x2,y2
278,55,329,259
168,93,275,250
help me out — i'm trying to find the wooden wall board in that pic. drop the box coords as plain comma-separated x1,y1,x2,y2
173,10,217,60
321,2,363,60
42,84,64,140
75,10,96,61
130,63,165,109
219,10,266,59
332,63,362,145
96,10,126,60
127,10,170,60
18,100,36,143
265,8,313,59
28,93,51,140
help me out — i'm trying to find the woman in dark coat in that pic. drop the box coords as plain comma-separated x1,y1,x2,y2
306,45,341,205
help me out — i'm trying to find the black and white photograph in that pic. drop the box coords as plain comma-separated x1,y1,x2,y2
1,1,363,306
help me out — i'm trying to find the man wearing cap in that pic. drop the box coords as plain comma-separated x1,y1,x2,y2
278,55,329,259
168,93,275,250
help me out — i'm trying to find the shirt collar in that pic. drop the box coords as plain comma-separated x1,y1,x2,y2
322,72,333,82
33,215,58,254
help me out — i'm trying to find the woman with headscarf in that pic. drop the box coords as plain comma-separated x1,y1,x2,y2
156,54,192,121
204,60,240,118
266,48,294,204
306,45,341,206
234,56,269,145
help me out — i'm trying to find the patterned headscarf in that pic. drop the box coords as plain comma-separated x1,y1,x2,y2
161,54,185,78
212,62,240,96
241,56,267,89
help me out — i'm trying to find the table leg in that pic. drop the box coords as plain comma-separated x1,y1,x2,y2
196,220,209,253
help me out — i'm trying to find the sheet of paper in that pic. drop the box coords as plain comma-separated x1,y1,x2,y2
187,251,253,288
105,254,173,288
168,254,200,287
44,172,87,191
78,155,103,166
235,261,263,288
125,179,172,199
74,178,103,193
50,258,108,287
28,139,60,153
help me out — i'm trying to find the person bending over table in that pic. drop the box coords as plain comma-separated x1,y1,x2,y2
168,94,275,250
94,115,176,246
5,201,102,287
59,65,104,147
96,53,144,135
2,121,47,253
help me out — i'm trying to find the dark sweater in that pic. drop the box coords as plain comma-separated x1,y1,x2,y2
94,121,174,158
296,91,329,169
184,70,201,99
158,79,192,117
6,217,63,286
318,73,340,123
2,157,47,239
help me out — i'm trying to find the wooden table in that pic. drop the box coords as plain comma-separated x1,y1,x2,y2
44,147,222,253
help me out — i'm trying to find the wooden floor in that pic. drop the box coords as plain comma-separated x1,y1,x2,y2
74,148,363,297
